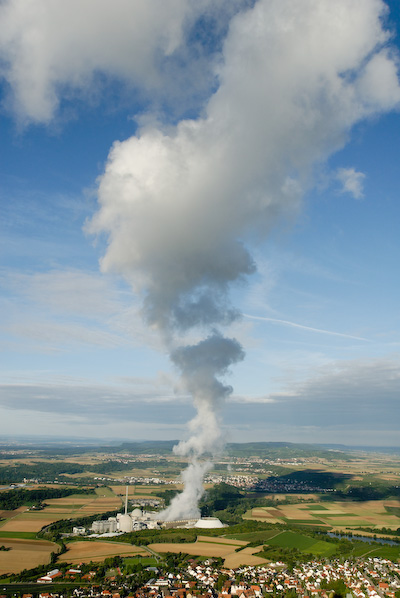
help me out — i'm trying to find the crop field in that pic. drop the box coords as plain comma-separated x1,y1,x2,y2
246,499,400,530
149,538,243,557
224,546,270,569
351,543,400,560
225,530,288,543
264,531,337,557
0,531,37,539
0,516,63,532
60,541,148,564
0,489,122,533
149,536,269,567
0,507,26,518
0,538,57,575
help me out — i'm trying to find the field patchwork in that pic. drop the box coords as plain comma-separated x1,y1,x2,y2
245,499,400,530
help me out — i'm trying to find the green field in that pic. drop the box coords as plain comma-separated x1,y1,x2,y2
95,487,115,497
0,531,38,539
264,531,337,557
123,556,158,567
351,543,400,560
225,530,282,542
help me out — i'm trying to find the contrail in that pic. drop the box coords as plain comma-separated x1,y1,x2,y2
244,314,369,342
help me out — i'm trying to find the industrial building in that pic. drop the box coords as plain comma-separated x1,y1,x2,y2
89,487,225,536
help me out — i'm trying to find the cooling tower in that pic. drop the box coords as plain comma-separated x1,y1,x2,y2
194,517,225,529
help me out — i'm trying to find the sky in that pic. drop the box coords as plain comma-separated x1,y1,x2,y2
1,0,400,447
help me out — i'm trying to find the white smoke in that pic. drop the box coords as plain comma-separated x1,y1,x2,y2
2,0,394,518
160,333,244,520
0,0,248,124
164,460,212,521
88,0,400,519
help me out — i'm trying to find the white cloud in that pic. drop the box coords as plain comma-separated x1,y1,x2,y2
0,0,244,124
247,355,400,427
3,269,124,317
89,0,400,336
337,167,366,199
0,375,190,423
0,267,165,352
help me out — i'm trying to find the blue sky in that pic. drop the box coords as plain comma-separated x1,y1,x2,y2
1,0,400,446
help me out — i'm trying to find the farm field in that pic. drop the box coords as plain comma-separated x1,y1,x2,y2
110,484,183,498
149,535,269,567
225,529,287,543
263,531,337,557
245,499,400,530
0,489,122,533
0,538,57,575
224,547,270,569
60,541,149,564
0,516,67,532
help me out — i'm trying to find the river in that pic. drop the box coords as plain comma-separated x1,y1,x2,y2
327,532,399,546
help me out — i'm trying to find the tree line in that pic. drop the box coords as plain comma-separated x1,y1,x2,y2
0,486,95,511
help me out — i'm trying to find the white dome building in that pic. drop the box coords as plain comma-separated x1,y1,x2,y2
131,508,142,518
194,517,225,529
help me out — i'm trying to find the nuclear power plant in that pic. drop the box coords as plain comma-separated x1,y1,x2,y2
88,487,225,536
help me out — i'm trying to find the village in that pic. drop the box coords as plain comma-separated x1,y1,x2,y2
6,555,400,598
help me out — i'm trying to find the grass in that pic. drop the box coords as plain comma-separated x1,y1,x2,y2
224,530,281,542
385,505,400,517
264,531,337,557
351,543,400,560
95,487,115,497
0,531,38,539
123,556,158,567
305,505,328,510
266,531,316,550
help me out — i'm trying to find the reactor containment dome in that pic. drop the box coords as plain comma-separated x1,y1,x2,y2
194,517,225,529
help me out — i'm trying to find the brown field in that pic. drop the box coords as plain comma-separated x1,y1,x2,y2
60,541,148,564
0,538,57,575
197,535,248,546
45,496,94,505
0,506,26,519
0,516,63,532
224,546,268,569
149,537,269,568
149,540,240,558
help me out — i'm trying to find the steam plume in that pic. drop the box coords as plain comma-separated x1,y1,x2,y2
88,0,400,518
